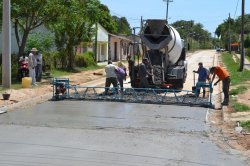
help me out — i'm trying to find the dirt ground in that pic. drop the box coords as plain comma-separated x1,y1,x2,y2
0,68,105,108
207,81,250,158
1,61,250,158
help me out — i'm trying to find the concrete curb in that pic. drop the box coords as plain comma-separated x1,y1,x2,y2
222,105,230,122
0,106,7,114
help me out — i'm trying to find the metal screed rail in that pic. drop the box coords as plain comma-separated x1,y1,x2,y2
52,78,213,107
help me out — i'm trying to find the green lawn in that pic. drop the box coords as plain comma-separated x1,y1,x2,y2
240,121,250,132
222,53,250,112
222,52,250,85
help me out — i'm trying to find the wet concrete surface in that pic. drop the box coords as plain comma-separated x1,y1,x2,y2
0,101,247,166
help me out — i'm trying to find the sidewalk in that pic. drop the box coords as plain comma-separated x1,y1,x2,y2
235,54,250,70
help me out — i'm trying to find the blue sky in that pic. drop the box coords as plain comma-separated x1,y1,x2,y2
99,0,249,34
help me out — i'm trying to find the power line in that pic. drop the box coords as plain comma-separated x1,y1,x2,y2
234,0,240,19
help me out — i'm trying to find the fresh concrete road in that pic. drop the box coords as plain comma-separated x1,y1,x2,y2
0,50,247,165
0,101,247,166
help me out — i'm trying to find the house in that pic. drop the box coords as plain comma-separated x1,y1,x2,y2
0,24,54,55
77,23,109,62
109,34,132,61
0,26,19,54
77,24,133,63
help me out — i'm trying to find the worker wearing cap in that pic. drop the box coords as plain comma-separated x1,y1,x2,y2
28,48,38,86
210,66,230,105
138,58,152,88
193,62,209,97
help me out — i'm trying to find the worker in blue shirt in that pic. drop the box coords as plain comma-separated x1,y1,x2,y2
193,62,209,97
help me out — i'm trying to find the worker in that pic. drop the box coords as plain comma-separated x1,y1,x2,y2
28,48,38,86
210,66,231,105
193,62,209,97
127,55,134,83
115,66,126,92
138,58,152,88
105,60,118,94
117,61,127,81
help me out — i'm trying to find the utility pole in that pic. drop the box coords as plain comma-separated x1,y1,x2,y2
163,0,173,24
2,0,11,88
94,22,98,62
239,0,245,71
228,13,232,54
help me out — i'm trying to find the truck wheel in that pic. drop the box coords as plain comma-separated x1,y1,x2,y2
172,79,183,90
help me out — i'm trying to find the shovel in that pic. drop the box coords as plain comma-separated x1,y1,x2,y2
192,72,196,93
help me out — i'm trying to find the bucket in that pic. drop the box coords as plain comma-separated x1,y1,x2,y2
22,77,32,88
2,93,10,100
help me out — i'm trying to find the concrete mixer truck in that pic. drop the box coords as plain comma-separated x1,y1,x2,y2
131,19,187,90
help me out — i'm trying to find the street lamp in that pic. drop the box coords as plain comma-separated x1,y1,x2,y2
163,0,173,24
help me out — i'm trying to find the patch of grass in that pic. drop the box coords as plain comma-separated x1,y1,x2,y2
233,103,250,112
50,65,103,77
230,86,248,95
240,121,250,132
0,83,23,92
76,65,103,71
51,69,72,77
222,53,250,85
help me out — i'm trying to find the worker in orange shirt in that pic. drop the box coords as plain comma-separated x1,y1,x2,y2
210,66,231,105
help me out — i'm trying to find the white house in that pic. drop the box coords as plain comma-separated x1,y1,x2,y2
0,26,19,54
0,24,53,55
76,23,109,62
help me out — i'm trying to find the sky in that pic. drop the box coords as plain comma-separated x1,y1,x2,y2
99,0,249,35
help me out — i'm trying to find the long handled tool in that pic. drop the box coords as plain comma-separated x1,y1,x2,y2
192,72,196,93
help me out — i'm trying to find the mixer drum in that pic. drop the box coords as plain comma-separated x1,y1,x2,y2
140,19,183,65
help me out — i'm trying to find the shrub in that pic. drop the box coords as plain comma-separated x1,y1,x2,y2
75,51,96,67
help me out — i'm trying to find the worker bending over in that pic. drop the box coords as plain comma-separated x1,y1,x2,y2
210,66,230,106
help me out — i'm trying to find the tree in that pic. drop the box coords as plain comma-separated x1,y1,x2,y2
0,0,60,57
113,16,131,35
98,4,118,34
171,20,211,49
48,0,100,69
245,35,250,48
215,14,250,49
26,33,55,53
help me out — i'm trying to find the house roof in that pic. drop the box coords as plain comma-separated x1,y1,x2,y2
109,33,132,42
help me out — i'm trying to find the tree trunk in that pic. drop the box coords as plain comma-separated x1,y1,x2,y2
66,44,74,70
18,30,30,57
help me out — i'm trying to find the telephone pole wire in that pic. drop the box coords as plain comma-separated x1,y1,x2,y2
163,0,173,24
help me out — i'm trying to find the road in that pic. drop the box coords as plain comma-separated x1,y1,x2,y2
0,50,248,166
